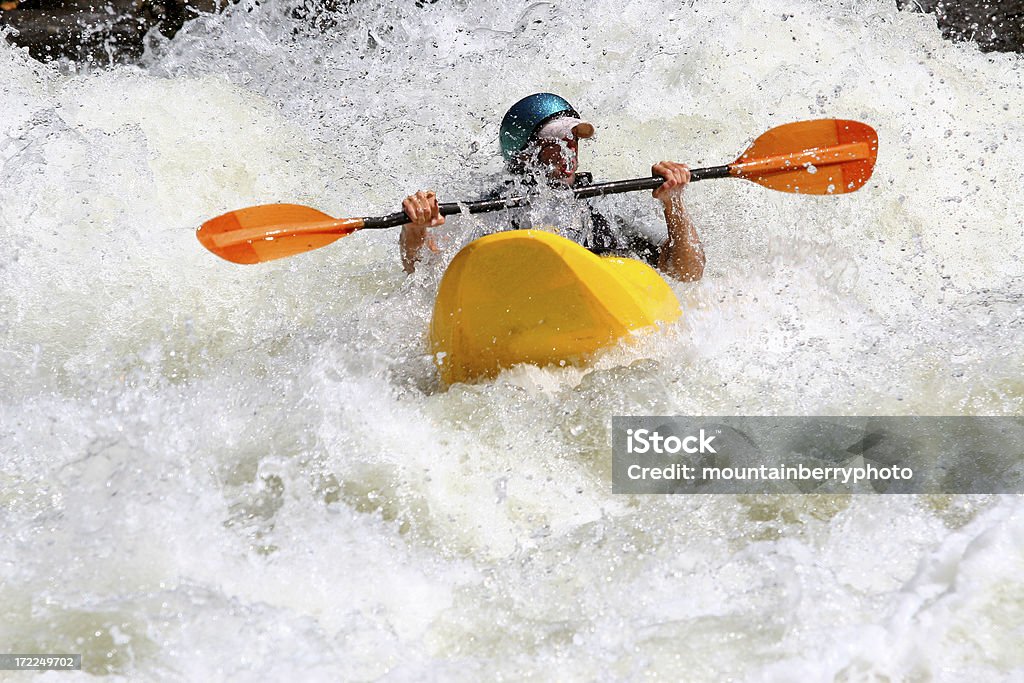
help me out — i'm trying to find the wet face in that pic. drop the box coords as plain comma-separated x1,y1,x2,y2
529,136,580,184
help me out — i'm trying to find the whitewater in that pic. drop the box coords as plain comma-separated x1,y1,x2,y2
1,0,1022,679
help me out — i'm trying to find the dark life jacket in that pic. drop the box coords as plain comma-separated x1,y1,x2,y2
494,173,662,267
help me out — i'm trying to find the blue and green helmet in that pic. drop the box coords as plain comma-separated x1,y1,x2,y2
499,93,585,163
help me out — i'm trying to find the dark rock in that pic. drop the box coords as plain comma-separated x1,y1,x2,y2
897,0,1024,52
1,0,218,64
1,0,1021,66
289,0,354,32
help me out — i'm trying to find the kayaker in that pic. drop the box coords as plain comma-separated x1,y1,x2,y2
400,92,705,282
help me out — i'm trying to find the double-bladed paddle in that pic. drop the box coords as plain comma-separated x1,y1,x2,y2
197,118,878,264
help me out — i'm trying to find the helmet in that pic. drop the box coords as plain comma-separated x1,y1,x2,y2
499,93,582,163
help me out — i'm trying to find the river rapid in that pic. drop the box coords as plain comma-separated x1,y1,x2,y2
1,0,1022,679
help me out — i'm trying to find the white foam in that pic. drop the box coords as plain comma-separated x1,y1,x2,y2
1,0,1021,677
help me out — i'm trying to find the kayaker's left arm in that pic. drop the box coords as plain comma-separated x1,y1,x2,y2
652,161,705,282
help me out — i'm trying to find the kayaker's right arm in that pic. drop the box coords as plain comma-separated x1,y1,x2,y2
400,190,445,274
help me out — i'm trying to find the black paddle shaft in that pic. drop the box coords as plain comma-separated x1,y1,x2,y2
360,165,731,230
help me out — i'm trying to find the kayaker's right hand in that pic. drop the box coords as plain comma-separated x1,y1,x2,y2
400,190,445,273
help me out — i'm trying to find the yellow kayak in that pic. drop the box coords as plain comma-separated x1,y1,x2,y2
430,230,681,384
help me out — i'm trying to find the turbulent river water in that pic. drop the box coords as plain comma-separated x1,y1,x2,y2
2,0,1023,679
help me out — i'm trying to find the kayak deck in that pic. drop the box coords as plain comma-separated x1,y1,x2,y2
430,230,681,384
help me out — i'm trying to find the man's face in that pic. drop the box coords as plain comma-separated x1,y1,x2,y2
531,135,580,183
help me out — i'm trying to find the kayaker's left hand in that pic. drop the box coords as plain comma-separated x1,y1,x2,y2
652,161,703,282
651,161,691,205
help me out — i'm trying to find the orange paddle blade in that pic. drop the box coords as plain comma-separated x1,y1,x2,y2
196,204,364,264
731,119,878,194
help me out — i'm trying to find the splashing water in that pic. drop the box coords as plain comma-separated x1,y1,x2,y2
1,0,1022,678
